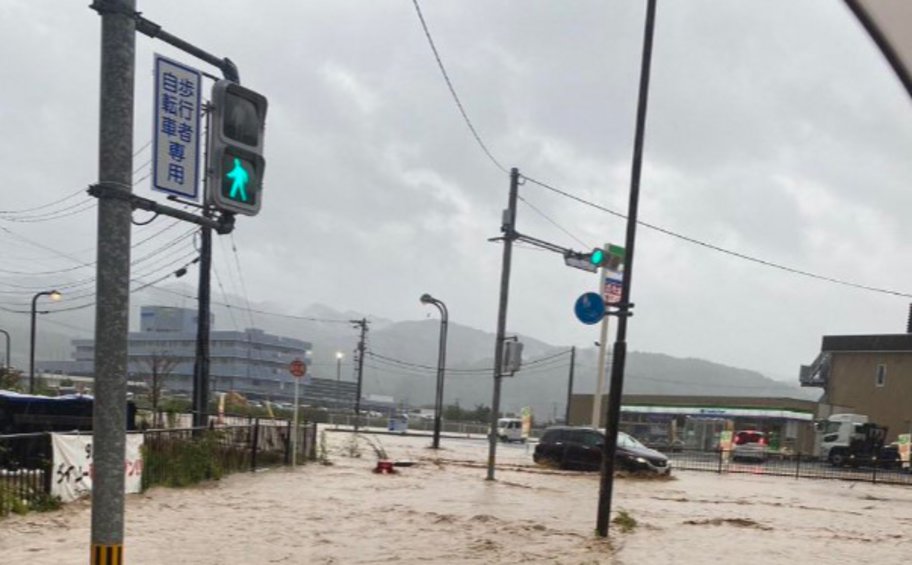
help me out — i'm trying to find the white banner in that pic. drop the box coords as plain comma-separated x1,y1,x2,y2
50,433,144,503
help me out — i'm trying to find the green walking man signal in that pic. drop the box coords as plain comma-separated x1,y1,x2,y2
227,157,250,201
208,80,268,216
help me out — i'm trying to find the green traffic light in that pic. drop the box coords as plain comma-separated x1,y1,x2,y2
590,248,604,265
226,157,250,202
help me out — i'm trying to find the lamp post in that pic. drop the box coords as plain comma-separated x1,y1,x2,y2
29,290,61,394
420,293,449,449
335,351,343,410
0,328,10,370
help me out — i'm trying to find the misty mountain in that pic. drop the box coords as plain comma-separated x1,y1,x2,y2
17,287,818,419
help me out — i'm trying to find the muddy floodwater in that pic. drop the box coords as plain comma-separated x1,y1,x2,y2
2,431,911,564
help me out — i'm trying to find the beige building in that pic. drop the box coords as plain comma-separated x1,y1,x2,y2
801,334,912,442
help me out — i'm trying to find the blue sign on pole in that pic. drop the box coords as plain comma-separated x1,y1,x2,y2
574,292,605,325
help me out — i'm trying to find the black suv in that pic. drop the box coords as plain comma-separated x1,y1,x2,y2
533,426,670,474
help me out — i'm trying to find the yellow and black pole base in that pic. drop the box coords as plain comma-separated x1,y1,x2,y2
91,544,123,565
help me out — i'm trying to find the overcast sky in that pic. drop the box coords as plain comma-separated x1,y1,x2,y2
2,1,911,380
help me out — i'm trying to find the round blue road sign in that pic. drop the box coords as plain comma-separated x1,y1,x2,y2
574,292,605,325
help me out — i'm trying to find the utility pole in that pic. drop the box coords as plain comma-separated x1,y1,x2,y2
486,167,519,481
596,0,657,538
90,0,135,562
352,318,368,432
565,346,576,424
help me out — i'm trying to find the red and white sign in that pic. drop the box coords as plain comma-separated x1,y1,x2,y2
289,358,307,378
603,274,623,305
51,433,143,503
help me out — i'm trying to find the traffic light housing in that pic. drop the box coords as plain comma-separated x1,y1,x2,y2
587,245,625,271
208,80,268,216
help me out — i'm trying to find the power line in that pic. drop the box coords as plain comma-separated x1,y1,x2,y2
0,139,151,217
145,284,352,324
518,195,590,249
212,264,241,332
0,255,199,315
368,348,571,374
228,233,256,330
409,0,911,300
522,174,912,299
410,0,507,174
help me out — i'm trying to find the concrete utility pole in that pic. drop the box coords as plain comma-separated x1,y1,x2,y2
596,0,657,538
565,346,576,424
486,167,519,481
352,318,368,432
90,0,135,562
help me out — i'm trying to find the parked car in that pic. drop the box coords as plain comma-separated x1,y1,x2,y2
533,426,670,475
731,430,768,462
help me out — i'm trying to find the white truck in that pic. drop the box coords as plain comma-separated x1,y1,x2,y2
816,413,899,467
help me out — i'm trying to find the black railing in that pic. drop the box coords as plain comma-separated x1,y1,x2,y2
669,449,912,485
0,433,53,516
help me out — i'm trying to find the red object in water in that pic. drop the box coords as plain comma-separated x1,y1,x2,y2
374,460,396,474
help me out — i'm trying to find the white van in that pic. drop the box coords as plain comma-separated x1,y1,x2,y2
497,418,524,443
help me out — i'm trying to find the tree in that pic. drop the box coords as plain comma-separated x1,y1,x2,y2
139,351,179,427
0,367,24,392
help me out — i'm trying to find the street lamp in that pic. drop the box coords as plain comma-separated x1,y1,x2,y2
30,290,61,394
335,351,343,409
0,328,10,370
420,293,449,449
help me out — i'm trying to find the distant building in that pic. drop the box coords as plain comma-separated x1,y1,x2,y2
801,333,912,442
37,306,357,406
570,393,818,454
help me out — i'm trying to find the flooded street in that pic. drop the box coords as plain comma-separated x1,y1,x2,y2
2,431,911,564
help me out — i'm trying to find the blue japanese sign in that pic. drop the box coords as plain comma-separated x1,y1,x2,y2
152,54,202,200
574,292,605,325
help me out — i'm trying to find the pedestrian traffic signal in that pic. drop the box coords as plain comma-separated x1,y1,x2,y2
208,80,268,216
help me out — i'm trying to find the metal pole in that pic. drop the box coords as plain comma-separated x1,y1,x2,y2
192,206,212,429
596,0,657,538
565,346,576,424
353,319,367,432
91,0,136,561
29,293,40,394
192,105,213,430
486,167,519,481
591,250,611,427
423,297,448,449
336,353,342,409
292,376,300,467
0,329,10,370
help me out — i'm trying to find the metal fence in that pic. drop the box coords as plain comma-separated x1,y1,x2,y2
0,418,318,517
669,449,912,485
0,432,52,516
326,414,493,437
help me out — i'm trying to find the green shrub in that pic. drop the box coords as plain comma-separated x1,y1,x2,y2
142,432,227,489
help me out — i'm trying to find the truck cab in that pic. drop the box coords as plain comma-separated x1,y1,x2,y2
817,413,898,467
817,413,868,461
